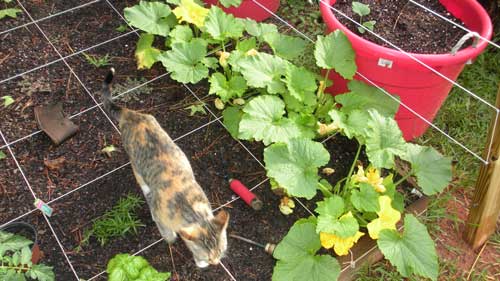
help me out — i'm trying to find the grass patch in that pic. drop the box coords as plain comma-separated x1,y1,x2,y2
78,194,145,249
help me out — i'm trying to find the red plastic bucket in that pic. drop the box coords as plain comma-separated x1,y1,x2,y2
320,0,493,140
204,0,280,22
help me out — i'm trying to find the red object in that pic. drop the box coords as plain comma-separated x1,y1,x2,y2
204,0,280,22
229,179,263,210
320,0,493,140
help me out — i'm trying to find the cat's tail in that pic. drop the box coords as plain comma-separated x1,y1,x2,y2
101,68,122,121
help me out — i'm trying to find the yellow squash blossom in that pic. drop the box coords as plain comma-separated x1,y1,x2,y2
216,51,230,68
351,165,386,193
367,196,401,239
320,231,364,256
173,0,209,28
319,212,364,256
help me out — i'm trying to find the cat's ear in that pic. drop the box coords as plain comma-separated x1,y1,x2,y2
179,225,201,241
213,210,229,230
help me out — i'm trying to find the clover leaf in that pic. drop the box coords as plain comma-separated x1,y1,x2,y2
235,52,287,94
315,30,356,79
264,32,308,60
378,215,438,281
124,1,172,36
158,38,208,83
135,34,161,70
336,80,400,118
401,144,452,195
315,196,359,238
272,222,340,281
239,95,302,145
204,6,245,41
264,138,330,199
364,109,406,169
208,73,247,103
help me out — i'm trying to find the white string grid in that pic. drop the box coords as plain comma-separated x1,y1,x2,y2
0,0,497,280
253,0,499,165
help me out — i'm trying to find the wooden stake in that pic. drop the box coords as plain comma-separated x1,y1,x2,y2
464,84,500,250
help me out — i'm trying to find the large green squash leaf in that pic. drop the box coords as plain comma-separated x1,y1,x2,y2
350,182,381,213
315,196,359,238
314,30,356,79
158,38,208,83
243,19,278,40
378,215,438,281
264,32,308,60
135,33,161,69
124,1,172,36
336,80,400,118
285,64,318,102
235,52,287,94
239,95,302,145
209,73,247,103
272,222,340,281
204,6,245,41
222,106,243,139
264,138,330,199
364,109,406,169
401,144,452,195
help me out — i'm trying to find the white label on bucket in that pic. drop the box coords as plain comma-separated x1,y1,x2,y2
378,58,393,69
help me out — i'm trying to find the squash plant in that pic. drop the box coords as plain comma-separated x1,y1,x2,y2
123,1,451,280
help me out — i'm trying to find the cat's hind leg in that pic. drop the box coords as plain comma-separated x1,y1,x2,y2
132,168,177,243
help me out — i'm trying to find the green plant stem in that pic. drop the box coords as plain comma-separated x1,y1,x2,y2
317,182,334,197
394,170,414,186
343,143,362,192
0,264,28,271
319,69,331,103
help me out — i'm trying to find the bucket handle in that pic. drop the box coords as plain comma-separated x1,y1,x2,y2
451,32,480,55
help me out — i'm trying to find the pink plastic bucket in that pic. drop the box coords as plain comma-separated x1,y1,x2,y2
204,0,280,22
320,0,493,140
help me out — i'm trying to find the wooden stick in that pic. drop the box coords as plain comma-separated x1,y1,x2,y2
464,84,500,250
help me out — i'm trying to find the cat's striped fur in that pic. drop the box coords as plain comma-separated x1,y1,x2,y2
101,69,229,268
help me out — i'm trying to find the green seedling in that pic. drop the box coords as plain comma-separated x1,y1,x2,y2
1,95,14,107
185,102,207,116
0,230,55,281
116,24,128,32
0,151,6,160
352,1,376,33
78,194,144,249
83,53,111,68
101,145,117,157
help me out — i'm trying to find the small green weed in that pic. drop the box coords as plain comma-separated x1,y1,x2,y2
83,53,111,68
0,151,6,160
1,95,14,107
186,102,207,116
78,194,144,249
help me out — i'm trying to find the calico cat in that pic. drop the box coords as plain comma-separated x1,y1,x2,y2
101,68,229,268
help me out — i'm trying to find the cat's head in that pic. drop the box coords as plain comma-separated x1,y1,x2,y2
179,210,229,268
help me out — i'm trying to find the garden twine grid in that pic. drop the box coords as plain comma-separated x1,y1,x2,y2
0,0,497,280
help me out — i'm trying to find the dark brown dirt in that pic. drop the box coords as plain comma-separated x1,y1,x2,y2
333,0,468,54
